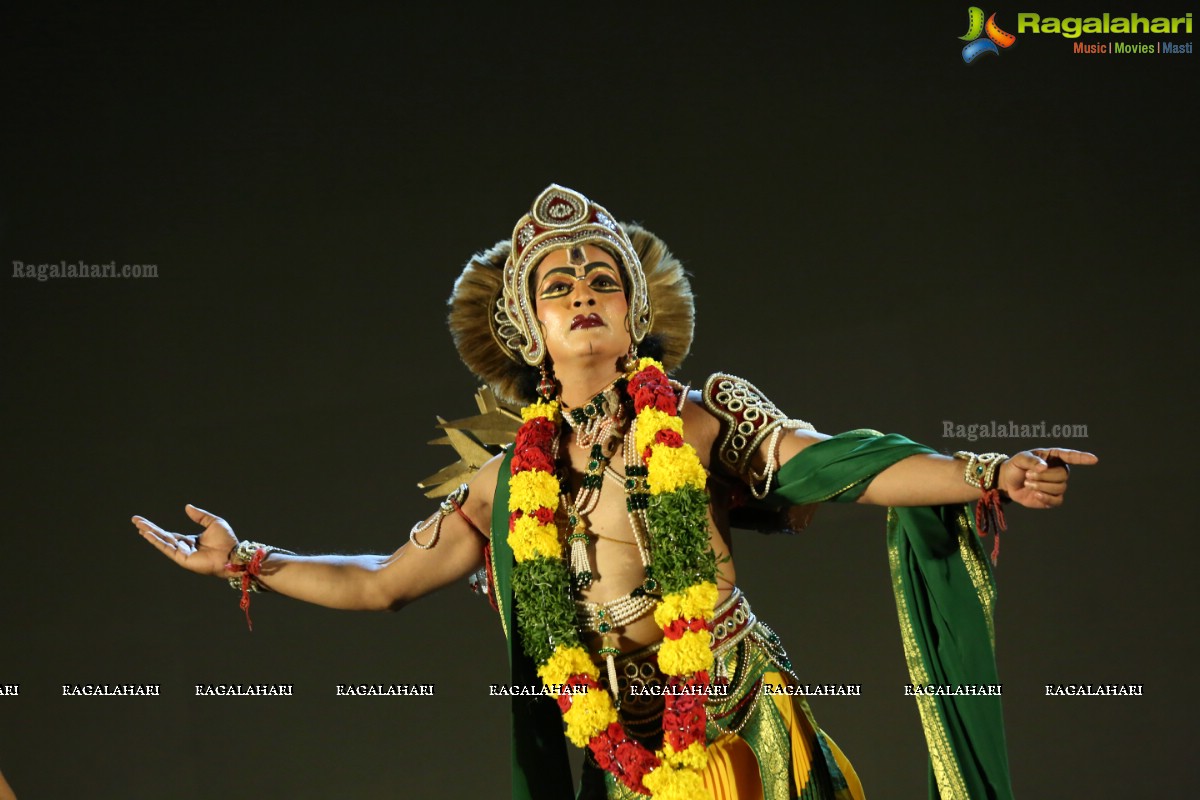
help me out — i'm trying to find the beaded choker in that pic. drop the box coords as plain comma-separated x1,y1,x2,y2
560,377,628,448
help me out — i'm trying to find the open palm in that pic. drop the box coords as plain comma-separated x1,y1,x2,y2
133,504,236,578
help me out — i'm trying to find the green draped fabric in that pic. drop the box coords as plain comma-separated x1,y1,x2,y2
769,431,1013,800
491,447,576,800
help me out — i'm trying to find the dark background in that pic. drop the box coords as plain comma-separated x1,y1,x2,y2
1,3,1194,798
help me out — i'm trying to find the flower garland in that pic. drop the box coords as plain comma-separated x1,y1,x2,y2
508,358,719,798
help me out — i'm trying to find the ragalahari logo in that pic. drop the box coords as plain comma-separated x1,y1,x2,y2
960,8,1017,62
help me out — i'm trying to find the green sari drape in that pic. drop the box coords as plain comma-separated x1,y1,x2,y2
491,430,1014,800
769,431,1013,800
491,447,577,800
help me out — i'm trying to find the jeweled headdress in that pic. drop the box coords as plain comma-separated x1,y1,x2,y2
448,185,694,405
501,185,649,367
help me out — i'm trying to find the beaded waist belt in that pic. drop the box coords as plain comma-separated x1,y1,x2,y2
710,587,756,658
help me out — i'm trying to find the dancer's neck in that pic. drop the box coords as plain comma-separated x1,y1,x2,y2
554,360,625,409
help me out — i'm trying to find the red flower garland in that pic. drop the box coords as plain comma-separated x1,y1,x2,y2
512,361,717,798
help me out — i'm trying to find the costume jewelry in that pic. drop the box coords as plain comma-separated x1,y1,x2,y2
226,541,295,631
953,450,1010,563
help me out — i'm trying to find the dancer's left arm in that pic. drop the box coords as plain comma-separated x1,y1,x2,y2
775,431,1098,509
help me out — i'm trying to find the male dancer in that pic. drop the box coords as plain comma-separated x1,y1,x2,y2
136,185,1095,799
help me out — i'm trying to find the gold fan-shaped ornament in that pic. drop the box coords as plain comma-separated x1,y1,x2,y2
417,386,522,497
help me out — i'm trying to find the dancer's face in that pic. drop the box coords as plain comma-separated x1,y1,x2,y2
533,244,631,367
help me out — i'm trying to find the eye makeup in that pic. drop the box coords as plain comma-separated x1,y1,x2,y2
537,262,624,299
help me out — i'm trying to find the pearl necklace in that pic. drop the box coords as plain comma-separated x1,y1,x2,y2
571,418,662,702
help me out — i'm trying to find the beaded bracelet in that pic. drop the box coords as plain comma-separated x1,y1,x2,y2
952,451,1009,565
953,451,1008,490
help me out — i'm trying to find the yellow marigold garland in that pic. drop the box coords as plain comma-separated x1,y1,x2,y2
537,644,601,686
521,398,560,422
658,630,716,675
562,687,621,747
508,469,560,513
642,765,710,800
661,741,708,771
643,444,708,495
508,358,717,798
509,515,561,561
654,583,719,627
634,408,683,454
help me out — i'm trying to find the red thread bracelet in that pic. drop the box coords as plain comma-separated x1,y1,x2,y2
225,547,267,631
976,489,1008,565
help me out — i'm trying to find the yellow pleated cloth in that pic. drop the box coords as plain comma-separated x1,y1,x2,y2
699,671,865,800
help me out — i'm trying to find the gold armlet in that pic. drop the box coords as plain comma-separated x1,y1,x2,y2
702,373,813,500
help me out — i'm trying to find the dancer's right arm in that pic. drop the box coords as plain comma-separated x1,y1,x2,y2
132,456,501,612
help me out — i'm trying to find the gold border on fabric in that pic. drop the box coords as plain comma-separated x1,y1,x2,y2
954,508,996,645
802,429,887,504
489,533,510,644
742,673,797,800
887,508,971,800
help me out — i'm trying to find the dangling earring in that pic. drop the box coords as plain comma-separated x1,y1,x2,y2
537,361,558,400
620,341,639,374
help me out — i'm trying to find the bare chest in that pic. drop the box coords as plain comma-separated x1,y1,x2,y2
556,431,735,652
557,436,650,603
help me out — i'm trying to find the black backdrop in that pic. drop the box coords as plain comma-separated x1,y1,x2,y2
1,4,1194,798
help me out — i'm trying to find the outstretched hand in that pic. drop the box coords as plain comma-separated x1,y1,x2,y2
999,448,1098,509
132,504,237,578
